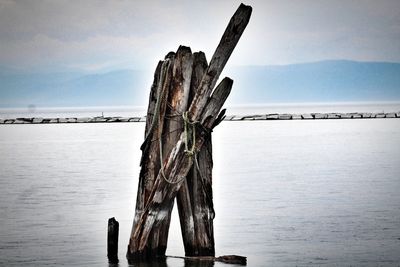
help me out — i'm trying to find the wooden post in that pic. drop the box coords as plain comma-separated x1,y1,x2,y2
107,217,119,264
127,3,252,262
151,45,194,256
128,46,195,261
188,3,252,120
176,51,216,256
128,53,175,260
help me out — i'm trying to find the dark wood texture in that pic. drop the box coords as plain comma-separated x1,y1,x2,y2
107,217,119,264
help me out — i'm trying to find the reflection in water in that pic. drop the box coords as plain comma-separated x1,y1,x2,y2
126,258,167,267
123,257,215,267
184,259,214,267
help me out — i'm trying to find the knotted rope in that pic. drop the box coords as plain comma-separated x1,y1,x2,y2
158,111,198,184
182,111,197,157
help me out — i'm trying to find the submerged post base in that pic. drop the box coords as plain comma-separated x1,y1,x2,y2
126,245,167,263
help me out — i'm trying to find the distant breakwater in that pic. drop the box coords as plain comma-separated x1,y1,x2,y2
1,112,399,125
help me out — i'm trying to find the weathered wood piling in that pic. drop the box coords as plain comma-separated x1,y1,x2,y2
126,3,252,263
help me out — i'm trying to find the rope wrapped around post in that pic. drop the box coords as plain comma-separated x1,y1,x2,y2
145,61,201,185
159,111,199,185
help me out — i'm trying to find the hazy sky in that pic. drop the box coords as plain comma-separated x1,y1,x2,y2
1,0,399,72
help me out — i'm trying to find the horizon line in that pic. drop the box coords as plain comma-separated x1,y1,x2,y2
1,101,400,112
2,59,400,74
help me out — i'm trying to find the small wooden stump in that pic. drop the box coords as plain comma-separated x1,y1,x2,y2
217,255,247,265
107,217,119,264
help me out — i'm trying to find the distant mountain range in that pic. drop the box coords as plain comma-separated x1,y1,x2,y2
226,60,400,104
0,68,151,108
1,60,399,108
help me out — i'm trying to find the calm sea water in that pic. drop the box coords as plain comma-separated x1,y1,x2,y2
0,118,399,266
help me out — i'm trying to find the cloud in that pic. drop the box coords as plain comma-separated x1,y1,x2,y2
0,0,399,71
230,0,400,65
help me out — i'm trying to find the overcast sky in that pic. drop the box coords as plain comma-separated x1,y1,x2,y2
1,0,399,72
